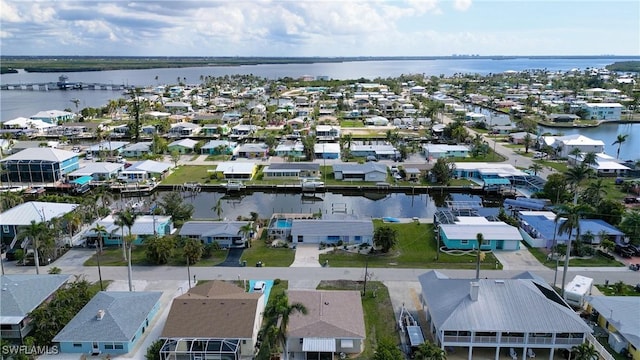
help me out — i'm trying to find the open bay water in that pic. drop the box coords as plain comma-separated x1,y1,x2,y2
1,57,638,159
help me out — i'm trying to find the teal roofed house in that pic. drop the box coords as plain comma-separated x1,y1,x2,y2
53,291,162,355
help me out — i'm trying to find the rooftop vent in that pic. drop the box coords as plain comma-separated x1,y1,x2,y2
469,282,480,301
96,309,105,321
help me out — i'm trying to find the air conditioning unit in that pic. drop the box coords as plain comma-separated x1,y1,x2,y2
96,309,105,320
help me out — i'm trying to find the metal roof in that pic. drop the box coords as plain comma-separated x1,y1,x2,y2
584,296,640,350
0,147,78,163
53,291,162,342
519,213,624,242
127,160,171,173
0,274,70,324
265,162,320,171
0,201,79,226
440,223,523,241
68,162,124,176
291,219,373,237
418,271,593,333
179,221,250,237
302,338,336,352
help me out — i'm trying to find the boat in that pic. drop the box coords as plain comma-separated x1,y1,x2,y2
398,304,425,356
301,179,324,192
382,217,400,223
222,180,246,192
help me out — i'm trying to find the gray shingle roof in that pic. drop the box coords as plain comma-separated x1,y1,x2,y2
585,296,640,349
418,271,592,333
291,220,373,237
1,274,70,324
53,291,162,342
0,201,79,226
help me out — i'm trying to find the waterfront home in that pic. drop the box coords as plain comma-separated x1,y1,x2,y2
2,117,56,133
169,122,201,137
491,124,517,135
286,290,366,359
234,143,268,159
30,109,75,124
200,140,236,155
117,160,171,183
422,144,470,159
290,218,374,244
332,163,387,182
314,142,341,159
214,162,257,180
144,111,171,120
418,270,593,360
508,132,538,145
86,141,130,157
179,221,254,248
585,296,640,360
266,213,315,240
201,124,230,137
275,141,305,158
452,162,524,186
1,274,70,342
364,116,389,126
517,211,625,248
121,142,153,158
85,215,173,246
160,281,265,360
538,134,605,158
582,103,623,121
568,152,630,176
0,201,80,245
53,292,161,355
0,148,80,184
163,101,193,114
315,125,341,141
350,144,399,160
433,209,522,251
168,138,198,154
231,124,257,137
67,162,124,182
263,163,320,180
547,113,580,123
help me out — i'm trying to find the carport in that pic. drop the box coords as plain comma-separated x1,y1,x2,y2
302,337,335,360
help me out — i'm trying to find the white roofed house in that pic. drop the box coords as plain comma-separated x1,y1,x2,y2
163,101,193,114
0,201,80,246
179,221,255,248
315,125,341,141
332,163,387,182
350,144,399,160
314,142,341,159
200,140,236,155
582,103,623,121
290,218,374,245
214,162,257,180
86,141,130,157
263,162,321,180
117,160,171,183
231,124,258,137
85,214,174,246
538,134,604,159
422,144,470,160
234,143,268,159
434,210,523,251
121,141,153,158
30,109,75,124
168,138,199,154
418,271,593,360
568,152,631,177
67,162,124,181
275,141,305,159
169,122,201,137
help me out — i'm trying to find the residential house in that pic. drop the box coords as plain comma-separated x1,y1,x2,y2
350,144,399,160
0,274,70,342
419,270,593,360
53,292,162,355
363,116,389,126
0,201,79,245
2,117,56,133
169,123,201,137
168,138,199,154
121,142,153,158
0,148,80,184
67,162,124,182
275,141,305,158
548,113,580,123
290,218,374,244
231,125,257,137
84,215,173,246
585,296,640,360
30,110,75,124
422,144,470,159
179,221,254,248
234,143,268,159
568,153,630,177
433,210,523,251
314,143,341,159
518,211,626,248
263,163,320,180
538,134,604,158
332,163,387,182
86,141,130,157
287,290,366,359
214,162,257,180
221,112,242,123
583,103,623,121
315,125,341,141
508,132,538,145
159,281,265,360
163,101,193,114
201,124,230,137
201,140,236,155
117,160,171,183
140,125,157,136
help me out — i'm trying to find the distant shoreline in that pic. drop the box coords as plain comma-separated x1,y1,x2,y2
1,55,639,74
536,119,640,129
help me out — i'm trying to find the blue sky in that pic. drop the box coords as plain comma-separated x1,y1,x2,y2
1,0,638,56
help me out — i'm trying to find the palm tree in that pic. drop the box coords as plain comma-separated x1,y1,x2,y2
528,163,543,176
522,133,533,153
116,208,138,291
238,222,254,248
90,224,107,291
581,151,597,167
265,293,308,360
17,221,47,274
414,341,447,360
555,203,590,296
564,164,594,204
570,342,598,360
582,179,608,205
612,134,628,159
475,233,484,279
212,197,224,220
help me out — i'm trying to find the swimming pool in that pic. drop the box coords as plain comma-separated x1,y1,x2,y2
274,218,292,228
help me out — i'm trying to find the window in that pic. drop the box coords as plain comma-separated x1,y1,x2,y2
297,235,303,243
2,225,9,233
461,240,469,245
73,344,82,348
104,344,114,350
114,344,124,350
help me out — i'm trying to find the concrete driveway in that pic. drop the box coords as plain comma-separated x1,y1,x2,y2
290,244,322,268
492,243,549,271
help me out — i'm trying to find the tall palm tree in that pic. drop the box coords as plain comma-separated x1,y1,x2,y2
266,293,307,360
612,134,628,159
212,197,224,220
564,164,594,204
555,203,590,296
90,224,107,291
17,221,47,275
582,179,608,205
238,222,254,248
528,163,543,176
581,151,597,167
116,208,138,291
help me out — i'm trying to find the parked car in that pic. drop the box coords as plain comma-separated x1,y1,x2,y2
253,281,266,293
366,155,378,162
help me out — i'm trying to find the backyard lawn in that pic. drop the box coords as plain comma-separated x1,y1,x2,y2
240,230,296,267
320,222,501,269
317,280,398,360
162,165,215,185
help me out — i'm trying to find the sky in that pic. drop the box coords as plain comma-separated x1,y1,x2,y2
1,0,639,57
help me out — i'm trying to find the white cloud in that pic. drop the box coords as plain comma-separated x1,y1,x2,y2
453,0,472,11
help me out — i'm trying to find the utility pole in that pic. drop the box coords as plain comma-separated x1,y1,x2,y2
362,256,369,297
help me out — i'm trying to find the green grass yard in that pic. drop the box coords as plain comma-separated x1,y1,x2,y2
162,165,215,185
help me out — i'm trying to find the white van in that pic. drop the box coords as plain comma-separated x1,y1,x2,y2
253,281,266,293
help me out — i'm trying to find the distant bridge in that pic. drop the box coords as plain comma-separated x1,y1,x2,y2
0,82,129,91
